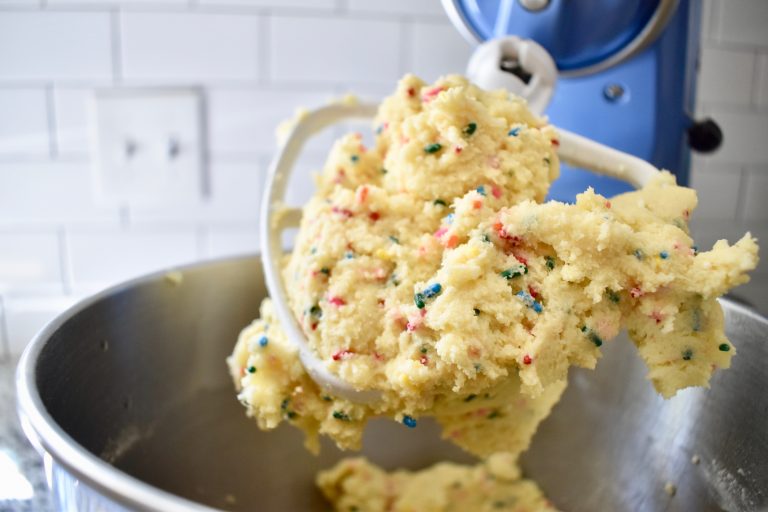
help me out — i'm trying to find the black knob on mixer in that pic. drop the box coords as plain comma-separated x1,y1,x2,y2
688,118,723,153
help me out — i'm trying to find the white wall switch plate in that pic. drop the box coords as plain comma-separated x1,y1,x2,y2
90,89,205,206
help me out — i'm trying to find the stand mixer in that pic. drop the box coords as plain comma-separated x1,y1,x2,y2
445,0,722,201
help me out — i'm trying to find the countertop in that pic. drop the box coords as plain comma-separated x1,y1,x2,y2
0,356,53,512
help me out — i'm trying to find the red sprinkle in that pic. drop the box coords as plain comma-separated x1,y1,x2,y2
630,287,644,298
683,209,690,220
454,146,463,154
311,323,318,331
369,211,381,221
407,87,415,97
419,355,428,365
332,349,353,361
605,200,612,209
650,311,664,324
445,234,459,248
523,355,533,365
514,253,528,266
491,185,502,199
551,139,560,147
473,199,483,209
328,296,346,307
528,285,539,299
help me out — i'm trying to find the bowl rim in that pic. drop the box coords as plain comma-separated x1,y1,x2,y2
14,253,768,511
15,253,261,512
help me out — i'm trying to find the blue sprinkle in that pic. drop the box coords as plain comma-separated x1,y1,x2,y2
476,185,487,196
634,249,645,260
508,127,521,137
516,290,543,313
259,336,269,347
444,213,454,224
310,247,317,254
344,251,355,259
351,155,359,163
402,415,417,428
660,251,669,259
422,283,442,298
375,124,384,135
692,245,699,255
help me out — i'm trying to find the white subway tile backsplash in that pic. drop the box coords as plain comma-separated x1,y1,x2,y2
204,226,259,258
689,166,741,220
3,296,80,354
742,169,768,221
207,88,338,155
345,0,445,17
696,45,755,105
121,12,261,82
53,87,93,156
706,109,768,164
715,0,768,48
0,161,120,225
199,0,335,9
0,232,62,294
0,88,50,156
68,229,199,286
269,16,402,84
129,160,264,224
0,12,112,81
411,21,473,83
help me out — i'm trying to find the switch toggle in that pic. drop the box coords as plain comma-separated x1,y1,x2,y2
90,89,205,206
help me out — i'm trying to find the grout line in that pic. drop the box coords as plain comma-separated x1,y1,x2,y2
46,82,59,158
111,9,123,84
58,226,74,294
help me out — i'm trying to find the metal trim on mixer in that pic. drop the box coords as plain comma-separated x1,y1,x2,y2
442,0,681,77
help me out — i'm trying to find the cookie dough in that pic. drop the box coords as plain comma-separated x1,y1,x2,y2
317,453,558,512
227,74,758,509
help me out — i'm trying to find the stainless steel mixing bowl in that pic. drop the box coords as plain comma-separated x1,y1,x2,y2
16,255,768,511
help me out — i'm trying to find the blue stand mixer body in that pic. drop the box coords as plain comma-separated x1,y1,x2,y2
449,0,700,202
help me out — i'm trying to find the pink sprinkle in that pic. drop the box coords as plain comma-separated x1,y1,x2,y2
491,185,502,199
434,227,448,238
331,206,354,218
358,144,367,153
630,287,644,298
420,308,427,317
468,346,481,358
357,186,369,204
523,355,533,365
332,349,353,361
400,136,410,145
421,86,445,102
328,296,346,307
419,355,428,365
354,132,362,140
487,156,500,169
373,352,385,361
406,322,418,332
418,245,428,256
650,311,664,324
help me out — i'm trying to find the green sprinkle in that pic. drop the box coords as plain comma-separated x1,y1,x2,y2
420,346,428,354
682,348,693,361
286,411,298,419
464,122,477,136
634,249,645,260
320,267,330,275
487,409,501,419
493,501,507,509
545,256,555,270
474,363,482,372
580,325,588,333
464,394,477,402
309,304,321,317
433,199,447,206
473,308,480,316
414,293,426,309
500,266,526,280
280,398,290,410
718,343,730,352
246,366,256,374
380,168,388,174
589,332,603,347
322,395,333,402
607,291,620,304
350,155,359,163
389,235,400,244
424,143,442,154
332,411,351,421
482,233,491,243
543,157,551,165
